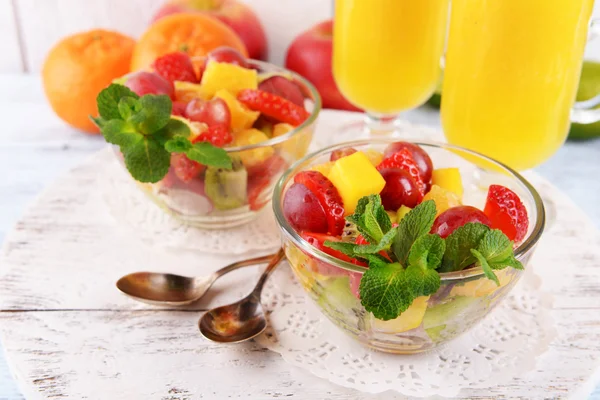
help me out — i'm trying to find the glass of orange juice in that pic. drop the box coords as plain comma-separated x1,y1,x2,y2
331,0,450,142
441,0,600,171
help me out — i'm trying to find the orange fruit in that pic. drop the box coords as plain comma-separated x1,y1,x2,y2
131,13,247,72
42,30,135,134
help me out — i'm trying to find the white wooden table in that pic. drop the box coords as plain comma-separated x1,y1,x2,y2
0,74,599,399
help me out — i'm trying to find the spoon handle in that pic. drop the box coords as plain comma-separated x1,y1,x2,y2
209,252,277,284
251,248,286,296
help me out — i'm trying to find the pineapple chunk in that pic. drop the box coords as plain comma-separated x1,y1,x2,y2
432,168,463,197
201,61,258,97
174,81,210,103
372,296,430,333
233,128,274,168
327,152,386,215
397,205,412,221
214,89,260,131
450,269,512,297
310,161,335,177
363,149,384,166
273,123,310,159
423,185,462,216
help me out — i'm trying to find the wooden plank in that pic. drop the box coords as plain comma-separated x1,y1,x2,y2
0,0,24,73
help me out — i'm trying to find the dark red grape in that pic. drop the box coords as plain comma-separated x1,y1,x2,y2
431,206,492,238
206,46,249,68
124,71,174,99
383,142,433,183
186,98,231,129
379,168,422,210
258,75,304,107
283,183,328,233
330,147,357,161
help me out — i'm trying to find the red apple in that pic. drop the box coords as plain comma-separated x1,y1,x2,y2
151,0,268,61
285,20,361,112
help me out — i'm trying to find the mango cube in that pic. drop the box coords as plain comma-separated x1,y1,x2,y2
363,149,384,166
273,123,310,159
174,81,210,102
310,161,335,177
233,128,274,168
422,185,462,216
327,152,386,215
201,61,257,97
432,168,463,197
397,205,412,221
372,296,429,332
215,89,260,131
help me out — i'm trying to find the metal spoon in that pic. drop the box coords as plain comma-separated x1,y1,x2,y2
116,253,277,306
199,248,285,343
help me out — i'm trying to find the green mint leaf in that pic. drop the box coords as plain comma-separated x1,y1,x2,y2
354,226,399,255
153,118,191,146
376,204,392,234
471,249,500,286
408,234,445,271
346,195,390,244
186,142,232,169
392,200,437,265
363,254,391,269
118,96,141,120
405,265,441,297
101,119,143,147
97,84,139,120
323,241,358,259
90,116,106,129
129,94,172,135
494,257,524,270
439,223,490,273
164,136,193,153
477,229,513,263
359,262,414,320
122,136,170,183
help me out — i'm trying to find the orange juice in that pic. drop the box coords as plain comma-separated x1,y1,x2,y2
442,0,594,170
333,0,449,114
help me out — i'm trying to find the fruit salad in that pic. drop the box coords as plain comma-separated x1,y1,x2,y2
93,47,320,228
274,140,544,353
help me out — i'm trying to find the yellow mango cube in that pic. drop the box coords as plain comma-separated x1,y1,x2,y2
310,161,335,177
363,149,384,166
397,205,412,221
233,129,274,168
373,296,429,332
174,81,210,103
432,168,463,197
423,185,462,216
327,152,386,215
273,123,310,159
215,89,260,131
201,61,258,98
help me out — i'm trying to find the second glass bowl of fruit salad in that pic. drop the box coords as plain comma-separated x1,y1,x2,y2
109,48,321,229
273,139,545,354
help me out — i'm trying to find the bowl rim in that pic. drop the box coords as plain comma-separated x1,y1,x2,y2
191,57,322,153
272,138,546,281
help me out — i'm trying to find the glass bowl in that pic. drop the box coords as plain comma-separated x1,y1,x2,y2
272,139,545,354
114,58,321,229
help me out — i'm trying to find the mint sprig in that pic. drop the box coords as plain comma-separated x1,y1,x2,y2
324,195,524,320
92,84,232,183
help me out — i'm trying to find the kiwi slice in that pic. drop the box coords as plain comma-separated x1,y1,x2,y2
204,157,248,210
341,221,360,242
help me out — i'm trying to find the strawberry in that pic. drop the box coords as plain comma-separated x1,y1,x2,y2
237,89,310,126
247,155,288,210
301,232,367,277
192,125,233,147
152,52,198,84
171,153,205,182
294,171,345,236
484,185,529,243
377,148,426,195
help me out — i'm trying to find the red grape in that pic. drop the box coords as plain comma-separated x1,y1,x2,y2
283,183,328,233
185,98,231,129
124,71,174,99
294,171,345,235
384,142,433,183
431,206,492,238
206,46,249,68
379,168,423,210
258,76,304,107
330,147,357,162
171,153,205,182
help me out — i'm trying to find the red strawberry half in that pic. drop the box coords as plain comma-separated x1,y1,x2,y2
294,171,345,236
483,185,529,243
152,52,198,84
192,125,233,147
237,89,310,126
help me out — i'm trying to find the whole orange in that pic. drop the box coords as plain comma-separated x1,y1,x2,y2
42,30,135,133
131,13,247,72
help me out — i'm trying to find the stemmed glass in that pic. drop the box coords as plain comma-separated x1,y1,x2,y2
330,0,450,143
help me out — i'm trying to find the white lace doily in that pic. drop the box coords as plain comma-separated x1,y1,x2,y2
98,149,281,255
255,262,554,398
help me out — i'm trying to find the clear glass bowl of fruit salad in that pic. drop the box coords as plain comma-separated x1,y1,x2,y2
99,48,321,229
273,139,545,353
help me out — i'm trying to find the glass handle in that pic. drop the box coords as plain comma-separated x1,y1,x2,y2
571,18,600,124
